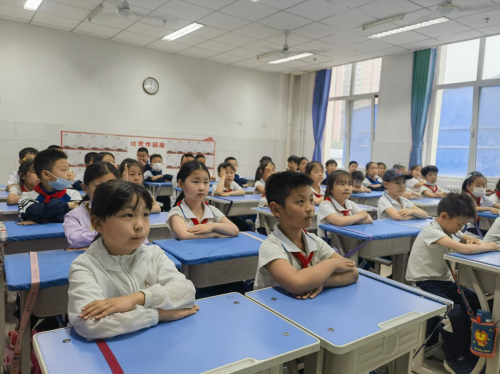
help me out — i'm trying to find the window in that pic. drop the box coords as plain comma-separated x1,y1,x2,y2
428,36,500,178
324,58,382,167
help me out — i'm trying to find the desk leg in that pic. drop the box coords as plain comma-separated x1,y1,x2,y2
303,346,324,374
392,351,411,374
392,253,407,284
20,291,30,374
486,276,500,374
0,268,5,363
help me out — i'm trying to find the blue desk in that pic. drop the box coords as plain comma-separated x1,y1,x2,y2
34,293,319,374
144,181,173,199
206,194,261,217
247,270,451,374
349,191,384,207
0,184,6,191
0,202,18,222
412,197,441,216
147,212,171,241
155,232,265,288
3,221,69,255
444,252,500,373
174,186,255,195
320,220,426,283
0,190,9,202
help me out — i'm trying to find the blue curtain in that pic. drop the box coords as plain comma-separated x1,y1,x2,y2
409,48,437,167
311,69,332,163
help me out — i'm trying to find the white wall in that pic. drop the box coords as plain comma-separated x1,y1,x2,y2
0,19,288,181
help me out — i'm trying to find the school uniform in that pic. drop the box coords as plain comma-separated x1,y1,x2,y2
490,191,500,204
234,174,248,187
377,192,415,220
7,171,19,186
322,172,330,186
71,172,85,191
211,181,242,196
166,199,225,239
144,169,173,183
406,178,423,192
254,225,334,290
18,184,82,223
7,184,30,198
484,217,500,245
253,178,265,194
68,238,195,340
406,218,481,361
362,176,384,191
419,183,447,195
63,201,148,249
317,198,362,238
311,186,325,200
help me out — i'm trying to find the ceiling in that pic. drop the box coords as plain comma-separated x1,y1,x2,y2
1,0,500,74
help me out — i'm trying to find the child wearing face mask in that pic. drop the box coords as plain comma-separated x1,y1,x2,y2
144,154,173,183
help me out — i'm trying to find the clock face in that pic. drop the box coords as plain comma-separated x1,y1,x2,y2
143,78,159,94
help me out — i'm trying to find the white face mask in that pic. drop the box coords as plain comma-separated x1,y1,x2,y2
471,188,486,197
152,163,163,172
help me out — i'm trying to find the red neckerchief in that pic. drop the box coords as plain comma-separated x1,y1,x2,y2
496,190,500,199
325,197,351,216
20,184,29,193
177,200,209,225
226,189,232,192
313,191,323,198
261,194,265,197
34,184,67,203
424,184,437,193
292,251,315,269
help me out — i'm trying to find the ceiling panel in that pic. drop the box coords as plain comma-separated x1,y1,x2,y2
258,11,312,30
183,0,236,10
256,0,306,11
146,39,190,52
156,0,213,21
219,0,279,22
74,21,120,38
52,0,102,11
291,22,338,39
356,0,422,19
379,30,429,45
286,0,346,21
206,53,245,63
213,32,259,46
31,11,79,29
320,10,377,30
234,22,282,38
0,3,35,20
196,39,235,52
112,30,159,46
198,11,251,31
38,0,89,20
178,46,220,58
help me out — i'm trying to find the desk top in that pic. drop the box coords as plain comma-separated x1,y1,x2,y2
319,219,422,240
0,190,9,199
247,270,449,354
34,293,319,374
148,212,168,227
349,191,384,199
154,232,266,265
0,202,18,213
174,186,255,194
445,252,500,273
412,198,441,207
478,211,500,220
206,194,262,204
143,182,173,187
0,184,6,191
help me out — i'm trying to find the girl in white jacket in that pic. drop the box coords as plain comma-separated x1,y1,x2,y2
68,179,197,340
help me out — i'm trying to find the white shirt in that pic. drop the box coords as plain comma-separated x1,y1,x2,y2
484,217,500,245
254,225,335,290
253,178,265,194
7,171,19,186
406,178,423,191
68,238,195,340
211,181,242,196
8,184,26,197
471,194,496,207
377,192,415,220
317,198,361,237
490,193,500,204
166,199,225,239
255,195,268,229
405,218,464,283
362,176,383,188
72,172,84,184
419,183,447,195
311,186,325,199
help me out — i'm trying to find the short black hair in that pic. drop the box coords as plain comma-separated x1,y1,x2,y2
438,193,477,220
421,165,438,177
195,154,206,161
266,171,313,208
217,162,235,174
410,165,422,172
94,152,115,163
349,161,358,166
351,171,364,181
297,157,308,166
325,159,337,167
181,153,195,162
377,162,386,168
305,161,323,175
287,155,299,164
84,152,97,165
34,149,67,179
47,145,62,150
119,158,143,178
150,154,163,163
19,147,39,160
137,147,149,155
325,170,352,199
224,156,237,163
259,156,273,164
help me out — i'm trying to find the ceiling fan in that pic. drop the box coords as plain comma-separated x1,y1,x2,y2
256,31,326,63
88,0,179,24
437,0,495,16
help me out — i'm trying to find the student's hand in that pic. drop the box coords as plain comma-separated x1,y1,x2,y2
438,191,447,198
294,285,324,300
402,191,412,199
17,220,36,226
363,187,371,192
68,202,79,210
490,208,500,215
356,210,369,218
398,209,414,217
478,241,499,251
152,175,162,181
330,257,356,273
80,293,144,320
219,168,227,179
465,239,480,245
243,184,248,188
122,164,129,181
158,305,199,322
68,170,76,180
138,159,146,168
221,192,231,196
187,223,214,235
210,176,216,181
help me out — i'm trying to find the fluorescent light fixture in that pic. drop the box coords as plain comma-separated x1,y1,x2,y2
24,0,43,11
368,17,449,39
362,14,405,30
162,23,204,41
269,53,313,64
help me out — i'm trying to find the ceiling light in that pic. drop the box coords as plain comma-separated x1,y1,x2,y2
437,2,459,16
362,14,405,30
24,0,43,11
368,17,449,39
162,23,204,41
269,53,313,64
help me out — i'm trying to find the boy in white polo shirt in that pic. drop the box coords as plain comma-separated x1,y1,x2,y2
406,193,498,373
212,162,244,197
253,171,358,298
420,165,448,198
377,169,427,220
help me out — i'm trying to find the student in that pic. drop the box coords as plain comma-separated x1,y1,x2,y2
406,193,499,373
194,154,206,164
72,152,97,191
119,159,161,214
322,159,337,184
318,170,372,238
259,156,272,164
225,157,248,187
181,153,195,165
351,171,371,193
94,152,117,169
7,160,39,205
362,162,384,191
491,179,500,204
297,157,308,174
462,171,500,215
377,162,386,177
407,165,425,192
287,155,299,172
420,165,448,198
144,154,173,182
7,147,38,191
253,171,359,296
213,162,245,196
348,161,358,174
68,180,197,340
306,162,325,205
167,161,239,240
64,162,123,249
377,169,427,220
47,145,63,150
18,149,81,224
136,147,151,172
393,164,421,199
484,217,500,245
254,161,275,194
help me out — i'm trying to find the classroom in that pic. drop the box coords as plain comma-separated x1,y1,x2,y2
1,0,500,373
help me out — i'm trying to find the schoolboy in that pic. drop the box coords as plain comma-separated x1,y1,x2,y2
7,147,39,191
213,162,244,196
351,171,370,193
18,149,81,223
322,159,337,185
225,156,248,187
144,154,173,183
420,165,448,198
287,155,299,172
253,171,359,298
377,162,386,177
195,154,206,164
348,161,358,174
406,193,498,373
136,147,151,172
